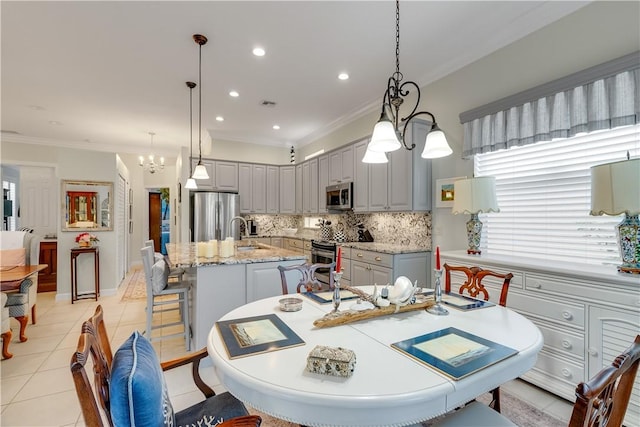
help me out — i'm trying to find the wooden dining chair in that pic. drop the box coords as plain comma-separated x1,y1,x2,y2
443,263,514,412
70,305,262,427
278,262,336,294
444,264,513,307
433,334,640,427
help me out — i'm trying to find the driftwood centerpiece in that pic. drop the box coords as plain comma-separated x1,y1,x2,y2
313,285,435,328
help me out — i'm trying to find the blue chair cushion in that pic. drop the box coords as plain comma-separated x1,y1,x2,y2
110,331,174,427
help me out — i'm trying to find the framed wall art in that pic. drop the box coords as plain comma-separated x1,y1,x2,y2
435,176,466,208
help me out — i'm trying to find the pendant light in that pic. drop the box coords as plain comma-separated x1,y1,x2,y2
138,132,164,173
364,0,452,162
192,34,209,180
184,81,198,190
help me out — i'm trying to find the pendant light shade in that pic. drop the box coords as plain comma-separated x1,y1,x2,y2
193,34,209,180
185,178,198,189
369,110,401,153
192,163,209,179
421,124,453,159
362,147,389,163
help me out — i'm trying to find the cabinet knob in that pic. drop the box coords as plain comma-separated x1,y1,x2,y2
357,253,363,258
561,311,573,321
561,368,572,378
375,256,381,261
588,348,598,357
561,340,572,349
531,281,542,289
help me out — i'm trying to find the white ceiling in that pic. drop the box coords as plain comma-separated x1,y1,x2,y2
1,1,588,157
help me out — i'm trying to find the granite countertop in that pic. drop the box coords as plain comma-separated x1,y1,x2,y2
165,242,307,268
251,234,429,254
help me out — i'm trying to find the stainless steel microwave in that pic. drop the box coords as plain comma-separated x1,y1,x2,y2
326,182,353,211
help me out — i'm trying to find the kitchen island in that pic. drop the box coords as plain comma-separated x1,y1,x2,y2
166,242,307,349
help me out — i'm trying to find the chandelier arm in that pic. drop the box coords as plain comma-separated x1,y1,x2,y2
400,110,438,151
398,80,421,122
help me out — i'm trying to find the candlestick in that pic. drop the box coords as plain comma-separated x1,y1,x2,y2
435,246,441,270
426,268,449,316
336,247,342,272
332,271,343,312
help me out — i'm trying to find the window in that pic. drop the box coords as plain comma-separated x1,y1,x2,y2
475,124,640,266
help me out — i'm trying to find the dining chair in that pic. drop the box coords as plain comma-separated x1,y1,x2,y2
433,334,640,427
141,246,191,351
1,293,12,359
444,264,513,307
278,262,336,295
70,305,262,427
443,263,514,412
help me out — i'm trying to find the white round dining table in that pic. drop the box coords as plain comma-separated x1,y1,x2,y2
208,289,543,427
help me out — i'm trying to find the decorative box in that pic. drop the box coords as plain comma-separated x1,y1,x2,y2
306,345,356,377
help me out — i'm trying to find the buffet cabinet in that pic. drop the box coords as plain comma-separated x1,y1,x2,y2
441,250,639,426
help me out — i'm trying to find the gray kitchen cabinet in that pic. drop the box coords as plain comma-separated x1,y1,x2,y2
318,154,329,213
295,164,303,214
440,250,639,426
270,237,283,248
246,260,304,303
347,248,428,288
279,165,296,214
266,165,279,214
191,159,239,192
329,145,354,184
353,139,369,212
238,163,266,213
302,158,318,214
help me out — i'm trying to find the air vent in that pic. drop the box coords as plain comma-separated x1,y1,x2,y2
260,100,277,107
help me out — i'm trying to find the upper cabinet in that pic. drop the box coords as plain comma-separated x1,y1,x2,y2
353,139,370,212
191,159,239,192
318,155,329,213
328,145,354,184
302,158,319,214
266,166,279,214
279,166,296,214
238,163,267,213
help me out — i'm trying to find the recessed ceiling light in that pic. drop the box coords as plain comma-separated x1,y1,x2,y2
229,90,239,97
252,47,266,57
273,125,280,130
338,73,349,80
216,116,224,122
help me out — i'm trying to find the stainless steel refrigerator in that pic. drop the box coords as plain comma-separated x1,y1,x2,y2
190,192,240,241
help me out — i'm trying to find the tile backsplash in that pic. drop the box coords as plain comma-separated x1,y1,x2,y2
246,211,431,249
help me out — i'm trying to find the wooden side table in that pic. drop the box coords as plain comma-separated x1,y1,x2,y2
70,247,100,303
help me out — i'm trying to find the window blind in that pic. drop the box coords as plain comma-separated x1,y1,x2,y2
475,124,640,266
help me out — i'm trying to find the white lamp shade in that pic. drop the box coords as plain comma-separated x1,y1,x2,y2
362,147,389,163
185,178,198,190
452,177,500,214
192,163,210,180
369,119,401,153
590,158,640,215
421,128,453,159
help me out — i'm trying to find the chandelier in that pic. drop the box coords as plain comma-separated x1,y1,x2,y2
138,132,164,173
363,0,453,163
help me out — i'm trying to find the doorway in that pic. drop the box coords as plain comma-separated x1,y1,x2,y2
148,188,170,254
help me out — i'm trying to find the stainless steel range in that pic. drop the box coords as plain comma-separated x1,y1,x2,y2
310,240,337,286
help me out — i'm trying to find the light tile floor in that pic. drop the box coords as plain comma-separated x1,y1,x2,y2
1,284,574,427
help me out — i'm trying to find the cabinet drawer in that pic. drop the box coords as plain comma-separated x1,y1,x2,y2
534,350,585,387
535,321,584,360
350,249,393,268
508,292,585,329
525,273,640,309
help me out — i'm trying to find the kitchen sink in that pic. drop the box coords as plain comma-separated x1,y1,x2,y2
236,245,262,252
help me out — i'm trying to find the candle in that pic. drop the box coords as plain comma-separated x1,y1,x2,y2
435,246,441,270
336,247,342,272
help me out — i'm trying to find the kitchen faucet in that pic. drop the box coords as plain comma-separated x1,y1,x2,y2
228,216,248,240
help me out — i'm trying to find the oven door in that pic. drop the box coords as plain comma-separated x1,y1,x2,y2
311,246,335,286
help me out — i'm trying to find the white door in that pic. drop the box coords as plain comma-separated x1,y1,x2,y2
116,174,127,283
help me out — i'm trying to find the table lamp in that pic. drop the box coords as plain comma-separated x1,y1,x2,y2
452,177,499,255
590,157,640,274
